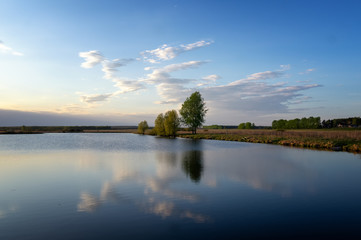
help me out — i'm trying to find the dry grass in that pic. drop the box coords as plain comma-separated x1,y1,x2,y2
178,129,361,152
191,129,361,140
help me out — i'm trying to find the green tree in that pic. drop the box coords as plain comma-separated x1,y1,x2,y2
179,91,207,134
154,113,166,136
238,123,246,129
245,122,252,129
137,120,149,134
272,119,287,129
164,110,180,137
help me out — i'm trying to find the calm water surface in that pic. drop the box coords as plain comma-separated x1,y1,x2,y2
1,133,361,239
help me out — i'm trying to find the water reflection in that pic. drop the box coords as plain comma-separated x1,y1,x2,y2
2,134,361,239
77,192,100,212
202,147,317,197
76,150,209,223
182,151,204,183
0,206,17,219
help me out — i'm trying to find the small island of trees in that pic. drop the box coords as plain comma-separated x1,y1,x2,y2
138,91,208,137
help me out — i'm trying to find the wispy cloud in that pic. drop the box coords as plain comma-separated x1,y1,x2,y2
155,83,189,105
79,93,113,104
143,60,206,84
78,50,141,104
229,66,288,86
299,68,316,75
0,40,23,56
142,61,206,104
55,104,91,114
79,50,104,68
141,40,212,63
113,78,145,94
197,74,221,86
102,58,134,79
78,42,211,105
201,66,321,118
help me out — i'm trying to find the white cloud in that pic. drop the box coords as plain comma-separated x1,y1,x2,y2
55,103,91,114
201,74,321,122
141,40,212,63
181,40,212,51
78,51,141,104
102,58,134,79
155,83,190,104
141,61,206,105
77,42,210,107
197,74,221,86
113,78,145,94
0,40,23,56
229,69,285,86
79,93,113,104
79,50,104,68
143,60,206,84
246,70,284,81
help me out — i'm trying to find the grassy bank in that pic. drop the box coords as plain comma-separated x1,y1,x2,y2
177,129,361,152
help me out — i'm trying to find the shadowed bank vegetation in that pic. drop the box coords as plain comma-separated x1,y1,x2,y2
178,129,361,152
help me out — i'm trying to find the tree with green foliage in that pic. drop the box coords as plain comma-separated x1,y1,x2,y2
137,120,149,134
164,110,180,137
238,123,245,129
154,113,166,136
245,122,252,129
272,116,321,129
179,91,207,134
238,122,255,129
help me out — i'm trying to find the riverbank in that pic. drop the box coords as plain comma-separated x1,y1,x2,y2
177,129,361,152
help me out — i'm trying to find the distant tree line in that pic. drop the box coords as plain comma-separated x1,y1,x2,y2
322,117,361,128
203,125,223,129
272,117,321,129
238,122,256,129
272,116,361,130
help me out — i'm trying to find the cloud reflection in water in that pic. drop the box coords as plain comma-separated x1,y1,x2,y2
76,143,317,221
76,150,209,222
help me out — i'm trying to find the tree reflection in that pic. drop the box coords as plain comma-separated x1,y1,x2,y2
182,150,204,183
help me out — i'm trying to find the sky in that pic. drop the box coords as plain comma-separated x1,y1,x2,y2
0,0,360,126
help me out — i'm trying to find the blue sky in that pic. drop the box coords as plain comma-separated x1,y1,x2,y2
0,0,360,126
